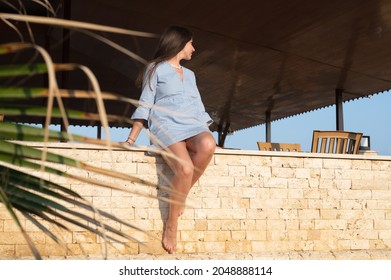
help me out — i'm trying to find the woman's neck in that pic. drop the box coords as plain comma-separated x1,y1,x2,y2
167,57,181,68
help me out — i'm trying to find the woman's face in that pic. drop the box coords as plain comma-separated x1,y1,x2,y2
180,39,195,60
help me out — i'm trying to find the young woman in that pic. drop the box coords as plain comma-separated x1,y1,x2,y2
125,25,216,254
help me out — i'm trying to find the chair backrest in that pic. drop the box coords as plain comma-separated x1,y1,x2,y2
257,142,301,152
311,130,363,154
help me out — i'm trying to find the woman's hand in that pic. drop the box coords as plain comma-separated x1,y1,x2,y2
123,137,136,145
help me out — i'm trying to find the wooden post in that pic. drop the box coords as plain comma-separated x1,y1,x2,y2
336,88,344,131
265,111,271,142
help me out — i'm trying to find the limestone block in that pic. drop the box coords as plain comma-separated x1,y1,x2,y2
286,220,300,230
272,157,303,168
303,189,321,199
207,220,241,231
0,232,30,245
377,200,391,209
265,178,288,188
287,198,309,209
295,168,311,178
320,209,339,219
199,241,225,253
194,220,207,231
103,162,137,174
304,158,323,168
225,241,252,253
231,230,246,240
180,241,198,253
340,200,367,210
0,245,15,258
132,152,161,163
73,231,96,243
136,162,158,175
220,198,250,210
246,166,272,178
337,239,351,250
299,209,320,220
307,230,321,240
234,176,264,188
351,239,370,250
199,176,234,187
178,220,196,231
206,208,246,220
341,190,372,199
71,184,112,197
352,159,372,170
3,219,24,232
372,161,391,171
315,220,347,230
228,165,246,176
246,230,267,241
272,167,295,178
379,230,391,239
203,164,229,176
320,169,335,179
203,230,231,242
266,219,286,230
299,220,315,230
289,178,310,189
288,189,304,199
202,197,221,209
288,230,308,241
334,179,352,189
374,220,391,230
323,159,351,169
372,190,391,199
215,154,266,166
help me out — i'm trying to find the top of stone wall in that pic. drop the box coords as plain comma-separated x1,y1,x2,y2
16,141,391,161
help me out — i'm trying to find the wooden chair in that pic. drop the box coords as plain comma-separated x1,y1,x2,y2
257,142,301,152
311,130,362,154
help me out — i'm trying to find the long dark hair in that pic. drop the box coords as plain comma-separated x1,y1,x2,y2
136,25,193,88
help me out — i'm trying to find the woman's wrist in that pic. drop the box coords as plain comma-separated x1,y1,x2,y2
126,137,136,144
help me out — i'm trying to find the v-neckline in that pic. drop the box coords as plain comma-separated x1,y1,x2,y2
175,68,183,81
166,61,183,81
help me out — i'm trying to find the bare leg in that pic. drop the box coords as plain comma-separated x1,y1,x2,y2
162,141,194,254
176,132,216,216
186,132,216,185
162,132,215,254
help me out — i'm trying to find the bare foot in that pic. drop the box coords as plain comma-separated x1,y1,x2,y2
162,220,178,254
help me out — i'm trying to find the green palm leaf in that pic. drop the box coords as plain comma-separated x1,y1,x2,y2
0,4,169,259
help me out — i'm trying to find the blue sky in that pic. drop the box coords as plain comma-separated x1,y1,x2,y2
69,90,391,156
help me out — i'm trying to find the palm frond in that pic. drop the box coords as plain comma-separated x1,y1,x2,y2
0,5,179,259
0,12,158,38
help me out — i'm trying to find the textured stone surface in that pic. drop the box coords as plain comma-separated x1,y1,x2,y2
1,143,391,259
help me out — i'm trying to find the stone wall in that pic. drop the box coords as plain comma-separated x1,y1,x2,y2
1,143,391,259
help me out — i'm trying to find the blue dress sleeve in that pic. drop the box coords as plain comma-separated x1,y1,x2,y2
193,74,213,125
131,67,157,121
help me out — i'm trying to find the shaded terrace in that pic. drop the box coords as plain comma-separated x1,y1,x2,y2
1,1,391,259
2,0,391,145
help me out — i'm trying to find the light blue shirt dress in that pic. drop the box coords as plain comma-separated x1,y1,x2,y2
131,61,213,149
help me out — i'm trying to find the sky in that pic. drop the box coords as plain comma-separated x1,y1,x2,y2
68,89,391,156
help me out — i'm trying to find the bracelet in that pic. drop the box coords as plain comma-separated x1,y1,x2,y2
126,137,135,144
